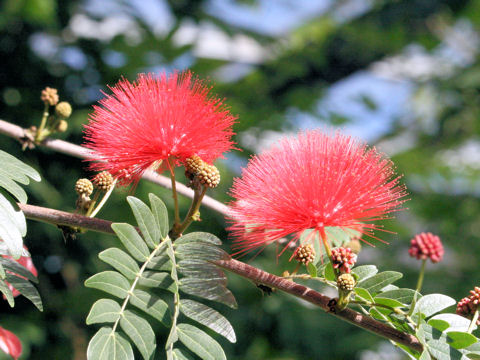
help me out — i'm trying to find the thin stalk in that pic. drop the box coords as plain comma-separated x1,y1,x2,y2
85,191,101,217
468,310,479,334
408,259,426,317
167,159,181,225
170,186,207,239
35,103,50,142
111,240,167,333
89,179,117,218
318,227,339,280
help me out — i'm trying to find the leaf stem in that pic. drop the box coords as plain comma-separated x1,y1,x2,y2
167,158,181,225
468,309,479,334
407,259,426,317
111,239,168,333
89,179,117,218
35,103,50,142
170,186,207,239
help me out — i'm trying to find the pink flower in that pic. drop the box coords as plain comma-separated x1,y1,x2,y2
84,72,237,184
331,247,357,273
0,326,22,360
228,131,407,255
408,232,444,263
456,287,480,325
2,246,38,298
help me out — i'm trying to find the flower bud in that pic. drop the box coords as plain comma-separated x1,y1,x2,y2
75,178,93,196
55,120,68,133
294,243,315,265
40,87,59,106
409,232,444,263
337,273,356,291
331,247,357,273
55,101,72,119
92,171,114,191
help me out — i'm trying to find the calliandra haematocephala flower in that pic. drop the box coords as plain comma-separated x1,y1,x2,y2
228,130,407,256
84,71,237,184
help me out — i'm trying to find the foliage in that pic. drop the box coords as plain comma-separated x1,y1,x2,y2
85,195,236,359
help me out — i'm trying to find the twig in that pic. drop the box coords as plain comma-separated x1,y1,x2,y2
18,202,423,353
0,119,229,216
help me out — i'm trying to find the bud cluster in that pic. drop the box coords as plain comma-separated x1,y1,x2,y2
337,273,356,291
294,243,316,265
36,87,72,143
456,287,480,325
92,171,114,191
184,155,220,189
408,232,444,263
331,247,357,273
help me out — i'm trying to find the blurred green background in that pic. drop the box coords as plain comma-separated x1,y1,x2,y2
1,0,480,359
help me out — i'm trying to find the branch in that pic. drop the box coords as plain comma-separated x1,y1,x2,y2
0,119,229,216
19,202,423,353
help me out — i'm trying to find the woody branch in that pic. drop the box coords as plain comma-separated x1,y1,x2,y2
18,202,423,353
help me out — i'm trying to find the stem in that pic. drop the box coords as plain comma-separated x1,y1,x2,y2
167,159,181,225
468,310,479,334
89,179,117,218
318,227,339,277
408,259,426,317
18,202,424,353
35,103,49,142
170,186,207,239
112,240,167,333
85,191,101,217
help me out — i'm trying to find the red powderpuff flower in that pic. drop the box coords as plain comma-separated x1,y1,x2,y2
2,246,38,298
84,71,237,184
228,131,407,255
0,326,22,360
408,232,444,263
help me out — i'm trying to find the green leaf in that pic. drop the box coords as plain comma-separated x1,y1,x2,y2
0,173,27,203
180,299,236,343
0,280,14,307
138,271,176,292
120,310,156,360
0,150,41,183
86,299,121,325
430,314,474,332
146,254,172,272
307,262,317,278
447,332,478,349
354,288,374,303
111,223,149,262
127,196,158,248
175,232,222,246
420,349,432,360
85,271,130,299
130,289,171,326
149,194,168,239
0,192,25,258
414,294,456,319
99,248,140,280
178,259,227,282
0,257,37,283
87,327,134,360
172,348,194,360
175,242,229,262
377,288,418,305
428,319,451,332
5,273,42,310
325,226,361,247
180,277,237,309
373,297,406,309
427,339,466,360
352,265,378,281
357,271,402,294
323,263,335,281
177,323,226,360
